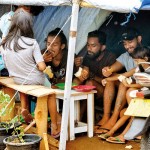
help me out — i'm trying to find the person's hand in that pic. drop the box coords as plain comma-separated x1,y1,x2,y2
74,57,83,67
78,67,89,82
122,78,130,87
102,66,112,77
122,77,132,87
102,79,107,86
43,51,53,62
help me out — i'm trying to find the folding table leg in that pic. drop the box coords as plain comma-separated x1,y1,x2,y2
69,97,75,140
35,96,48,150
87,93,94,137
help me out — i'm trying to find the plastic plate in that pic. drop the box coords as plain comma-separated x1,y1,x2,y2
55,83,77,90
72,85,96,92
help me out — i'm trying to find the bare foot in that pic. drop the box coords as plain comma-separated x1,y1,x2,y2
97,116,110,126
95,119,116,134
95,127,110,134
51,123,61,138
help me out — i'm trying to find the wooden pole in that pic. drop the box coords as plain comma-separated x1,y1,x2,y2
43,133,49,150
59,0,80,150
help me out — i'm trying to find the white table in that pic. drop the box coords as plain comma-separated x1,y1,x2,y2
54,89,97,140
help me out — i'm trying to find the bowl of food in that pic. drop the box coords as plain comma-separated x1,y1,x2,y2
55,83,77,90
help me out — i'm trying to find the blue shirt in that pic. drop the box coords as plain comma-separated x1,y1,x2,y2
116,52,137,71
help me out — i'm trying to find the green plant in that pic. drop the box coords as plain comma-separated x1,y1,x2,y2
11,125,25,143
0,91,10,103
0,91,15,119
0,91,25,143
2,116,24,143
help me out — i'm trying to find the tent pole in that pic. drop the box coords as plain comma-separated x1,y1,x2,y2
59,0,80,150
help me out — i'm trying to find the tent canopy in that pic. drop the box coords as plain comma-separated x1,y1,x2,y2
0,0,150,13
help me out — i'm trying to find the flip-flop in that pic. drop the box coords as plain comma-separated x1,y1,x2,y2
98,133,110,140
95,127,110,134
106,137,125,144
130,138,141,143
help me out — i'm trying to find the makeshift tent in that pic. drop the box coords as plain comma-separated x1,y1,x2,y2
0,1,150,150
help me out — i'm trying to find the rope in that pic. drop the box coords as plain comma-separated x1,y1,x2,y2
120,12,136,26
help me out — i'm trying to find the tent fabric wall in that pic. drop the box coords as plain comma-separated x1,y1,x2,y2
0,5,110,53
33,6,111,53
75,8,111,54
141,0,150,9
33,6,72,50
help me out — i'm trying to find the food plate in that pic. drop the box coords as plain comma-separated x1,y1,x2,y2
55,83,77,90
72,85,96,92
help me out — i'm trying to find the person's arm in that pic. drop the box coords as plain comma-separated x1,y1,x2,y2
37,61,46,71
106,68,135,82
102,68,136,86
122,79,142,88
102,61,123,77
121,68,135,78
33,41,46,71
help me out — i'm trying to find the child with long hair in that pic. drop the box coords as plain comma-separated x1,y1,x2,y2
1,8,60,138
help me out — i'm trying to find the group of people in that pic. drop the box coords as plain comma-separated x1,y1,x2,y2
94,29,150,143
0,6,149,142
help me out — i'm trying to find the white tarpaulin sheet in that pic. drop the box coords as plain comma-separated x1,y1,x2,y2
84,0,142,13
0,0,71,6
0,0,143,13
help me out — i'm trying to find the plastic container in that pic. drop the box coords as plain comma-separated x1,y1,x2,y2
3,134,42,150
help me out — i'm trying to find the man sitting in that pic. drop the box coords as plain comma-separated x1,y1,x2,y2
73,30,116,119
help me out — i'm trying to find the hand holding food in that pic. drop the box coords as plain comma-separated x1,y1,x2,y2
74,67,83,77
43,66,53,78
102,66,112,77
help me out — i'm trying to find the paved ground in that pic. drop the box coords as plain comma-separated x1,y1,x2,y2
66,135,140,150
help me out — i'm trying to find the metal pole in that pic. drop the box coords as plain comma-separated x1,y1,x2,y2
59,0,80,149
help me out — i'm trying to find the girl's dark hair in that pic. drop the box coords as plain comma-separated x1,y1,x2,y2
131,46,150,61
46,28,67,50
2,9,34,52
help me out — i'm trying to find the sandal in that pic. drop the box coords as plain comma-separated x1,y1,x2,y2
130,137,141,143
21,109,33,124
106,136,125,144
98,134,110,140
